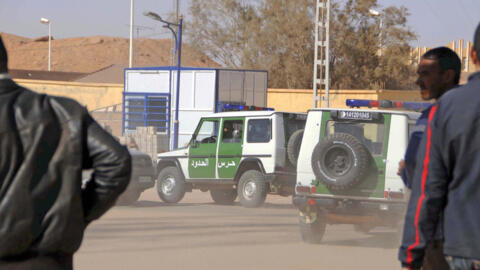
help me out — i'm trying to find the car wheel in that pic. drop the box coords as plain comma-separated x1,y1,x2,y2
238,170,267,208
287,129,304,167
311,132,371,190
299,209,326,244
116,189,141,206
157,166,185,203
210,189,237,205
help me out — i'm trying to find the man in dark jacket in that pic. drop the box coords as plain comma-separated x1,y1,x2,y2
399,23,480,270
0,36,131,269
399,47,460,190
398,47,460,270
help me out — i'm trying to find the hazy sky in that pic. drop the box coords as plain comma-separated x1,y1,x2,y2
0,0,478,48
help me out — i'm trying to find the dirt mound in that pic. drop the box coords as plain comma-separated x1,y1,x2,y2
0,32,219,73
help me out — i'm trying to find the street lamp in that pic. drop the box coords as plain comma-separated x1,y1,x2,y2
144,11,183,149
368,9,382,57
40,17,52,71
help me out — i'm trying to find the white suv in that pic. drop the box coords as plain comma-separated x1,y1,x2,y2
293,108,419,243
156,110,306,207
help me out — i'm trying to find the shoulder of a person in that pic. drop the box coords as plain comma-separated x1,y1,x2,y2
46,95,88,120
15,87,51,114
430,84,468,127
437,83,472,106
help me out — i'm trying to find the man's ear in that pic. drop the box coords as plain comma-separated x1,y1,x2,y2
442,69,456,85
471,46,479,65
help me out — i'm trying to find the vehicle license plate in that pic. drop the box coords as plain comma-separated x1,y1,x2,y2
339,111,372,120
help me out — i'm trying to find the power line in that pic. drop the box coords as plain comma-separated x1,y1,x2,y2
454,0,476,29
422,0,457,36
457,0,476,26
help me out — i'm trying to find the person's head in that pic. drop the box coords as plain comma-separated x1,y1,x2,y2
223,122,232,132
416,47,461,100
0,35,7,73
471,22,480,70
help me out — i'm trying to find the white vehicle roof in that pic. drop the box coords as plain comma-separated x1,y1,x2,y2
309,108,420,120
201,110,306,118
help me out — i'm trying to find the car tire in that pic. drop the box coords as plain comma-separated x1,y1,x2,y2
116,189,141,206
210,189,237,205
287,129,304,167
299,209,327,244
157,166,185,203
238,170,267,208
311,132,371,190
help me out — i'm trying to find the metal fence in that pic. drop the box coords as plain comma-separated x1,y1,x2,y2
122,92,170,135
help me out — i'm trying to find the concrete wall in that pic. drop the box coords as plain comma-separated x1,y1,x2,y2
91,111,123,137
15,79,425,124
15,79,123,111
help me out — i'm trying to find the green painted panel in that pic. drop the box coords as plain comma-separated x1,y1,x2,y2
188,118,219,179
218,118,244,179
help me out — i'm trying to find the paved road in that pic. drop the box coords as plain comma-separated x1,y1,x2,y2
75,189,402,270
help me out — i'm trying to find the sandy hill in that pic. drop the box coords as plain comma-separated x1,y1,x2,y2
1,32,219,73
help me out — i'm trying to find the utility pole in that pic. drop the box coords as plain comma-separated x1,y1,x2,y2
129,0,134,68
40,18,52,71
313,0,330,108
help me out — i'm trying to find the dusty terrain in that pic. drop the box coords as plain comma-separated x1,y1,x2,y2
0,32,219,73
75,189,401,270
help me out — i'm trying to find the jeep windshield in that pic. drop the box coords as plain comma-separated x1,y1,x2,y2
324,120,385,156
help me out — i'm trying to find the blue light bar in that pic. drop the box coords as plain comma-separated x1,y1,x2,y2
222,104,244,110
346,99,378,108
346,99,431,111
219,103,274,112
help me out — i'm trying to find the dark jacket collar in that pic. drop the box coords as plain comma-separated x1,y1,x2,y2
0,77,19,94
468,71,480,82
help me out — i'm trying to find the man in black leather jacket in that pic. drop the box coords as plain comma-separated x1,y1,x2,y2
0,36,131,269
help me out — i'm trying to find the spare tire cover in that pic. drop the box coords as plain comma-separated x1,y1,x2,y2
311,132,371,190
287,129,304,167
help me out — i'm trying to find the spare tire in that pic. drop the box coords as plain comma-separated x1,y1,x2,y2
287,129,304,167
311,132,371,190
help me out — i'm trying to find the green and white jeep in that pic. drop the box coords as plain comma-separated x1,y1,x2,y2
156,110,306,207
293,108,419,243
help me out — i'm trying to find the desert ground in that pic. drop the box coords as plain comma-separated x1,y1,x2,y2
75,188,402,270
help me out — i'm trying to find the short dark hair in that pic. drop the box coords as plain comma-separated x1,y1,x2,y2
475,22,480,57
422,47,461,84
0,35,7,73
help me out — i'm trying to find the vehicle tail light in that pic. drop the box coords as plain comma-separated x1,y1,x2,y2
384,191,404,199
388,191,404,199
296,185,312,194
